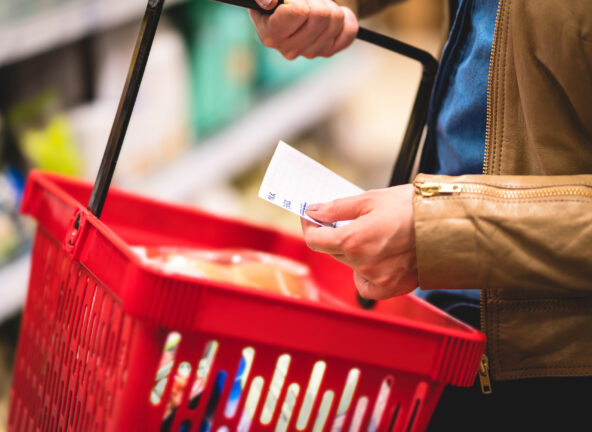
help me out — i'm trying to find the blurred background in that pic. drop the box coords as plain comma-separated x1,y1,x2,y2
0,0,445,428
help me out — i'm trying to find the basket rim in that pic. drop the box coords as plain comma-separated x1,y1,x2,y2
22,170,483,337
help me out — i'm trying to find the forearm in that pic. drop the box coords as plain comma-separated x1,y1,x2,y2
413,173,592,298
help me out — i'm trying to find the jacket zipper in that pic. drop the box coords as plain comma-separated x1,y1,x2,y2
483,0,504,176
480,0,503,394
416,179,592,393
416,182,592,199
479,353,492,394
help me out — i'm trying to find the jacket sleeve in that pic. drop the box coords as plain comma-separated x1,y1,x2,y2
413,173,592,298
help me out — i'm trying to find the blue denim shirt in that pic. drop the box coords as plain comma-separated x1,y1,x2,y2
415,0,498,320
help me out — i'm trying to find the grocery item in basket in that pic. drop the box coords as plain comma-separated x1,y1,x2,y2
153,335,221,431
131,246,320,301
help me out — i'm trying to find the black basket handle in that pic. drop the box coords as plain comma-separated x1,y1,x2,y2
88,0,165,217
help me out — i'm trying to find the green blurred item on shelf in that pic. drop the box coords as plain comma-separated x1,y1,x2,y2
187,0,258,137
255,44,326,93
20,116,81,176
7,90,81,176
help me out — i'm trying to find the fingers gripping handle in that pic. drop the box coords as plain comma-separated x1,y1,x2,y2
215,0,439,78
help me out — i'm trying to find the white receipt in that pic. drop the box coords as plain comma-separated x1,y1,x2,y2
258,141,364,227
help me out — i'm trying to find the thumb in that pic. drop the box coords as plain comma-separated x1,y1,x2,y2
254,0,279,11
306,194,366,223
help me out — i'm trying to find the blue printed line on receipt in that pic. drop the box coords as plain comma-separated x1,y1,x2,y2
258,141,364,228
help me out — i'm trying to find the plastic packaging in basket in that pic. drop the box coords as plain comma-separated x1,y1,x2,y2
8,171,485,432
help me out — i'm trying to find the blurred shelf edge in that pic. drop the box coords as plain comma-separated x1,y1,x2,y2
0,252,30,324
124,43,379,203
0,0,185,68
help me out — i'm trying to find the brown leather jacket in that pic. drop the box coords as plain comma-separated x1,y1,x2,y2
408,0,592,383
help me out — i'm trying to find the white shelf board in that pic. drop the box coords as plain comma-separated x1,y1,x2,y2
0,0,183,67
0,252,31,323
124,43,379,203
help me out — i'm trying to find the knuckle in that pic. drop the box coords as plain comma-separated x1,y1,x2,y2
262,37,276,48
357,263,375,278
341,231,363,258
293,2,310,19
282,50,299,60
360,190,379,209
318,40,337,57
378,271,413,297
331,5,345,22
314,7,331,23
375,274,395,290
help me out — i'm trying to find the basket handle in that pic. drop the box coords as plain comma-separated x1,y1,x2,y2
88,0,166,218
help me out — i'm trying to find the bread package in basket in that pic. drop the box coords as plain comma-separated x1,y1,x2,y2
131,246,320,301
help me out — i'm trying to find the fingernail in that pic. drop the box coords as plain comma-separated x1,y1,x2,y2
306,203,321,212
260,0,272,8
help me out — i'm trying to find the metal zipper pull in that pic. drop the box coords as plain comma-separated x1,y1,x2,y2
479,353,493,394
416,182,462,197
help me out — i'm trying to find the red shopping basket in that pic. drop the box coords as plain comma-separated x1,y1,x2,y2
8,1,485,430
9,171,485,432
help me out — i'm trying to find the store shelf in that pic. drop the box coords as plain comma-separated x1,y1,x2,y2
124,42,380,203
0,42,379,324
0,0,183,67
0,252,30,323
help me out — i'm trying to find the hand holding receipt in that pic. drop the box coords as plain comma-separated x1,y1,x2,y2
258,141,364,227
260,141,419,301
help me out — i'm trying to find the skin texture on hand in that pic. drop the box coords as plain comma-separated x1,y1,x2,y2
250,0,358,60
301,184,418,299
